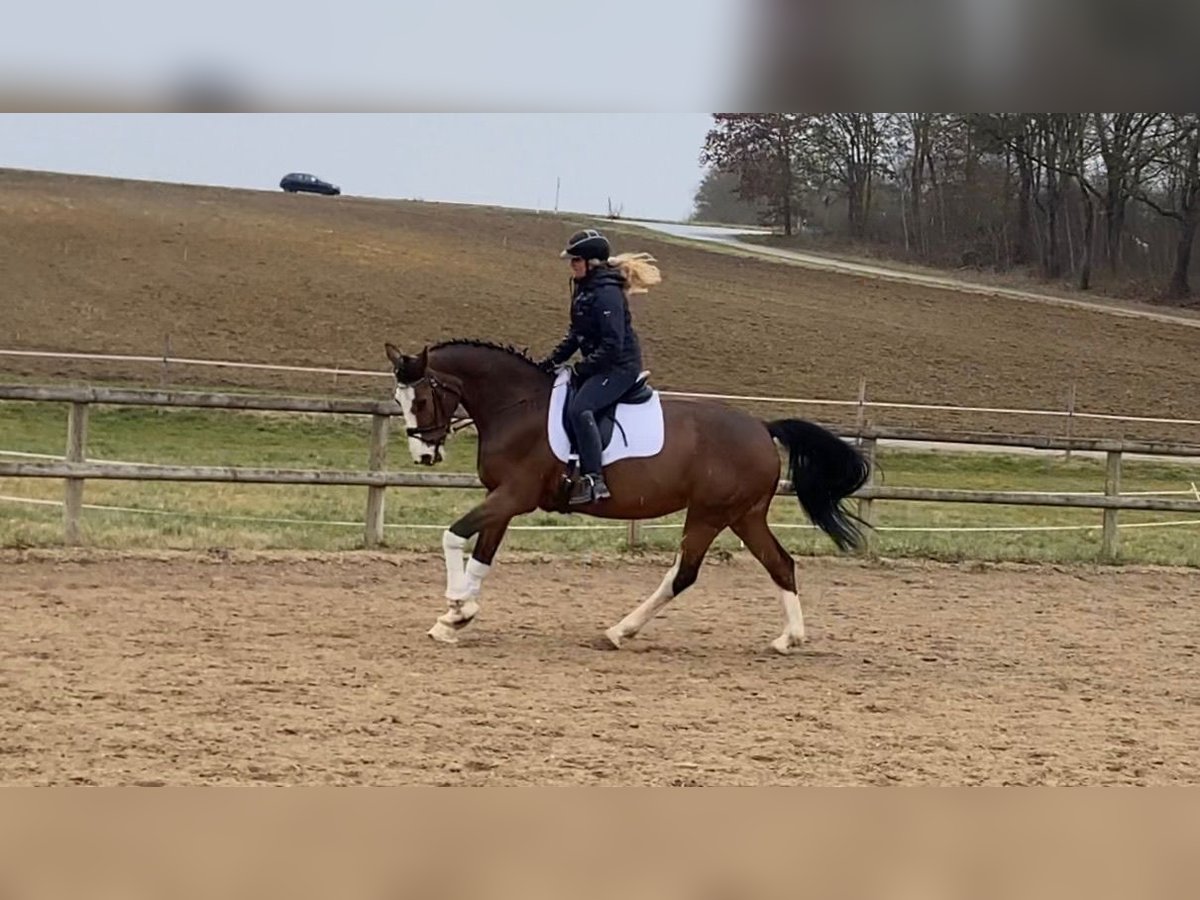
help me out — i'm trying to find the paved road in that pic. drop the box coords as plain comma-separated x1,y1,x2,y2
610,220,1200,466
620,219,1200,331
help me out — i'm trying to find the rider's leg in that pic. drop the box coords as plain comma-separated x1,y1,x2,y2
571,409,606,503
566,369,639,504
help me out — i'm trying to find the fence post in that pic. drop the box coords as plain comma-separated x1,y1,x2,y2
855,377,868,440
1101,450,1122,561
63,401,89,544
858,437,879,558
1064,383,1077,462
625,520,643,550
161,334,172,389
363,413,390,548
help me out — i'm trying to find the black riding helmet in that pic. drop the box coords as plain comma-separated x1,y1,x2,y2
560,229,611,261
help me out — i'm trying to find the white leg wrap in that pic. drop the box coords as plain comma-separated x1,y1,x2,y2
435,556,489,638
431,535,489,644
442,530,469,599
449,557,490,603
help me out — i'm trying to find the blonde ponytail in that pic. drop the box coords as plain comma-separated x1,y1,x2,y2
608,252,662,296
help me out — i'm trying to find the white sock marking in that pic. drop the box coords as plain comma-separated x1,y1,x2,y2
607,559,680,645
771,589,806,654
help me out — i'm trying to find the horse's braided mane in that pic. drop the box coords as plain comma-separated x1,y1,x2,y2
429,338,541,370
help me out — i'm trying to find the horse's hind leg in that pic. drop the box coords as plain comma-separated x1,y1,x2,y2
603,512,723,649
730,506,805,655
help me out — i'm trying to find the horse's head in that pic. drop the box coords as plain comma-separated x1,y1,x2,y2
385,342,462,466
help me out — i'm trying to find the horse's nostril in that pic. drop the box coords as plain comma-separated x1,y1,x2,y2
419,454,434,466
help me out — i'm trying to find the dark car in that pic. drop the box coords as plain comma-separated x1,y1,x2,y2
279,172,340,196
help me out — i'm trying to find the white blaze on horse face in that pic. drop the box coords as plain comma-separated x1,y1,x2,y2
395,384,439,463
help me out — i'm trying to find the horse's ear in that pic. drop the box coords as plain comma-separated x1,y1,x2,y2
416,346,429,372
384,342,403,366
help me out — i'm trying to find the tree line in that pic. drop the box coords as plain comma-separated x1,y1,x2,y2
694,114,1200,304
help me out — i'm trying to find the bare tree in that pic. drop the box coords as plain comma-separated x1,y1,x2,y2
1063,115,1100,290
690,167,769,225
806,114,888,239
1030,115,1074,279
983,113,1084,281
1093,113,1171,272
698,112,1193,299
701,114,809,235
998,114,1036,266
1137,114,1200,302
898,113,945,258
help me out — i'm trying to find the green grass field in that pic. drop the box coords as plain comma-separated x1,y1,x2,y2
3,400,1199,565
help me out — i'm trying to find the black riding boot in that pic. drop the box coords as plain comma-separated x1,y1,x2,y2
570,410,611,505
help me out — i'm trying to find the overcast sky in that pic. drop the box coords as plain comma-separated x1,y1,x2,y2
0,2,744,107
0,114,717,220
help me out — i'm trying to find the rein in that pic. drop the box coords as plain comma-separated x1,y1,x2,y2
403,372,548,440
447,394,535,435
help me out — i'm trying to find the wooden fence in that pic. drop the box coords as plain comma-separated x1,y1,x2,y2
3,384,1200,560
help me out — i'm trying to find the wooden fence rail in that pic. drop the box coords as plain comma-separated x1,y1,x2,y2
0,384,397,415
10,457,1200,512
6,383,1200,456
3,384,1200,559
0,460,482,488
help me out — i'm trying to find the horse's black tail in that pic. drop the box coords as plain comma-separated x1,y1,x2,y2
766,419,872,552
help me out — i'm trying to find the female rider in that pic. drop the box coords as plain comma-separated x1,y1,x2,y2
538,228,661,505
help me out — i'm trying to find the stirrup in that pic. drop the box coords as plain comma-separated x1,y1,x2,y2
569,474,598,506
591,475,612,501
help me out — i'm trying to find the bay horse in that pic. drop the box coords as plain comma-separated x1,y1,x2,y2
384,339,870,654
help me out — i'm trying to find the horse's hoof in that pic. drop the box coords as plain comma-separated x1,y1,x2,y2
588,629,622,650
428,621,459,644
770,635,797,655
445,599,479,630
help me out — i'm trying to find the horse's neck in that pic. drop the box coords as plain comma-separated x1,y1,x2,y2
439,351,547,436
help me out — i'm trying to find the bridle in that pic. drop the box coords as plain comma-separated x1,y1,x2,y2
400,371,463,446
397,364,552,445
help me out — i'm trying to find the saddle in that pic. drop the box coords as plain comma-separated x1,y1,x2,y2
561,369,654,457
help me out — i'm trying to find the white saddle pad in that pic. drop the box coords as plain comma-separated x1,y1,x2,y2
547,368,666,466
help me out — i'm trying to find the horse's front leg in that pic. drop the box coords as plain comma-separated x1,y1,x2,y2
429,491,526,644
430,522,510,643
